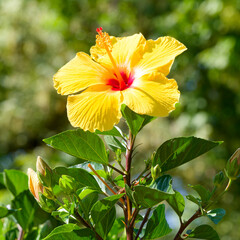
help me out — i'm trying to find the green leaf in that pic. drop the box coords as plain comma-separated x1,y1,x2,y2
104,135,126,152
150,175,174,194
95,126,123,138
11,190,37,230
81,191,99,218
52,166,101,191
189,185,211,204
107,218,125,240
133,185,173,208
143,204,172,239
4,170,28,196
187,224,220,240
167,191,185,217
121,104,155,136
43,224,96,240
186,195,201,206
207,208,226,224
153,137,222,172
0,206,17,219
0,172,5,188
43,129,108,164
91,194,124,239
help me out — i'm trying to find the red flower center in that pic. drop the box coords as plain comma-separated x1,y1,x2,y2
107,71,134,91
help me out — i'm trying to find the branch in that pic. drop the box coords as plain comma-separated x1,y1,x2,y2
173,209,201,240
135,208,151,240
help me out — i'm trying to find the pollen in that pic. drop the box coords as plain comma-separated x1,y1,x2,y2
96,27,113,51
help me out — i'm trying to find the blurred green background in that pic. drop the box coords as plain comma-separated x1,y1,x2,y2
0,0,240,239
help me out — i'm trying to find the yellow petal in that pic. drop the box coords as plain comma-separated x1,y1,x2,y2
67,85,122,132
90,33,146,71
53,52,113,95
122,72,180,117
136,36,187,76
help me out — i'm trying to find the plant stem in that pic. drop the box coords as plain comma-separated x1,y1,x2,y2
124,131,135,240
173,209,201,240
17,225,24,240
88,163,125,205
108,163,125,175
135,208,151,240
74,210,103,240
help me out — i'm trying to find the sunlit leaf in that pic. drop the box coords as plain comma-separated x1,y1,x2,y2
121,105,155,136
4,170,28,196
43,224,96,240
43,129,108,164
153,137,222,172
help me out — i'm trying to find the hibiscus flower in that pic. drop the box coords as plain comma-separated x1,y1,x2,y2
53,28,187,132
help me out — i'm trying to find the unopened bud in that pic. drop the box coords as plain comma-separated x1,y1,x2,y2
37,156,52,176
59,175,79,194
213,171,225,187
151,164,161,181
225,148,240,180
28,168,44,202
36,156,52,187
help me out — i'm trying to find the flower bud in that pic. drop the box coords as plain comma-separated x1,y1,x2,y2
151,164,161,181
225,148,240,180
213,171,225,187
28,168,44,202
36,156,52,187
59,175,79,194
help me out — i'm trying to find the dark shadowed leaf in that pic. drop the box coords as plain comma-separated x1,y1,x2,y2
91,194,124,239
187,224,220,240
121,104,156,136
11,190,37,230
153,137,222,172
133,185,174,208
104,135,126,152
150,175,174,194
143,204,172,239
43,129,108,164
207,208,226,224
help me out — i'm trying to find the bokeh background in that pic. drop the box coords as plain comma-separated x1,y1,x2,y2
0,0,240,239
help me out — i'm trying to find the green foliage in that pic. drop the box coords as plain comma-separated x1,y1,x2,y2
121,105,155,136
143,205,172,239
53,166,101,192
207,208,226,225
167,191,185,217
187,225,220,240
43,224,96,240
189,184,211,204
90,194,124,239
153,137,222,172
43,129,108,164
4,170,28,196
133,175,174,208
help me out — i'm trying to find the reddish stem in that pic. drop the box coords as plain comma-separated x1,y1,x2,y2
174,209,201,240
